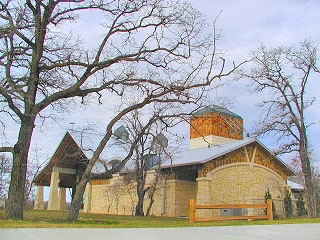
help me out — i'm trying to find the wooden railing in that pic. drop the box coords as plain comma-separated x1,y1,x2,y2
189,199,273,223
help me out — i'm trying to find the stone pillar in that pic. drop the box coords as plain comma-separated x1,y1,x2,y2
34,186,44,209
58,188,66,210
83,183,92,213
165,180,177,217
47,169,60,210
196,177,212,218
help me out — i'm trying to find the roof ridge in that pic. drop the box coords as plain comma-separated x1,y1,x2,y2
193,104,242,119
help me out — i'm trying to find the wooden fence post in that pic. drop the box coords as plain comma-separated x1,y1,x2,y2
267,199,273,221
189,199,195,223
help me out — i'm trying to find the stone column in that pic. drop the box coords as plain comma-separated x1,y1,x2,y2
34,186,44,210
165,180,176,217
83,183,92,213
47,169,60,210
196,177,212,218
58,187,66,210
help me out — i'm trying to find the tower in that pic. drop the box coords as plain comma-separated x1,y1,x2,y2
190,105,243,149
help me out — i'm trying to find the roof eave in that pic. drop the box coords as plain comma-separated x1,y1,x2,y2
160,139,295,177
161,139,256,169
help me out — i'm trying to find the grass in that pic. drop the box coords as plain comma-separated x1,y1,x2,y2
0,210,319,228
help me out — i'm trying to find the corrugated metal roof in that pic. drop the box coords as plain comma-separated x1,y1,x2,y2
287,180,304,190
161,138,255,168
193,104,242,119
160,138,295,176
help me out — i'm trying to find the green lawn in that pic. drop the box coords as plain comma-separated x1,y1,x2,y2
0,210,319,228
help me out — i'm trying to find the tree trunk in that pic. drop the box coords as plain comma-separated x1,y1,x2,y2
302,165,316,217
68,128,115,221
6,117,35,219
135,177,146,216
146,187,156,216
146,175,161,216
67,171,90,221
135,196,144,216
299,141,317,217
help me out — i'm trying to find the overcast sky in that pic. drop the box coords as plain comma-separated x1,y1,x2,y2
188,0,320,159
3,0,320,200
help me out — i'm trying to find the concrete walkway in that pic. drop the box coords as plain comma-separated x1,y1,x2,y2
0,224,319,240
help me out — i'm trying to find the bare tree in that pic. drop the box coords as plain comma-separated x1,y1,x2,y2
119,110,180,216
24,147,48,207
0,0,243,220
102,186,114,215
145,168,162,216
290,154,320,215
0,154,11,199
0,150,46,208
244,40,319,217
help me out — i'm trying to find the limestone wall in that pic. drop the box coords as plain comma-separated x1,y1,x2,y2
87,178,164,216
196,163,287,218
84,175,197,217
165,180,197,217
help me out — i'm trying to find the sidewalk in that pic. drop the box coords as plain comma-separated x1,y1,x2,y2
0,224,319,240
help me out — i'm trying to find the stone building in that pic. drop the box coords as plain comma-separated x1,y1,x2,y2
34,105,296,218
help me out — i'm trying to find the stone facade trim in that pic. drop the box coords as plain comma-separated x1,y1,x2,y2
196,177,211,182
167,179,197,183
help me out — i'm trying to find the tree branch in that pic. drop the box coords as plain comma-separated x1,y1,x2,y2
0,147,13,153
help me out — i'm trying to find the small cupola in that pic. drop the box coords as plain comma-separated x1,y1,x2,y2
189,105,243,149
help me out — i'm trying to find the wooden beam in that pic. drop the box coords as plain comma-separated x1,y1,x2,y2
195,203,268,209
190,200,273,223
244,146,250,162
267,199,273,221
0,147,13,153
251,146,257,163
53,167,76,175
189,199,195,223
249,146,257,170
196,215,269,222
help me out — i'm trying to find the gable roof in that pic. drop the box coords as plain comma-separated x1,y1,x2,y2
34,130,132,184
160,138,295,176
33,132,88,187
193,104,243,119
67,131,128,161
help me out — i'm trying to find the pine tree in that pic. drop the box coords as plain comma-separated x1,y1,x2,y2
284,188,293,218
296,193,307,216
